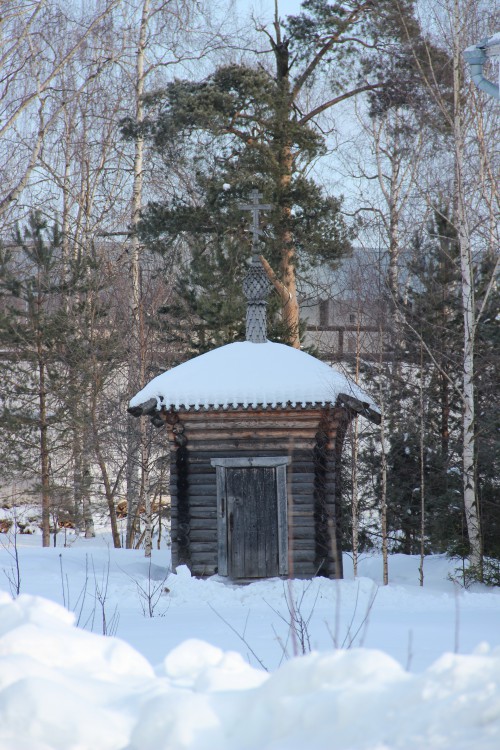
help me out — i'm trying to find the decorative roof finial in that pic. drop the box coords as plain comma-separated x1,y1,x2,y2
239,189,272,343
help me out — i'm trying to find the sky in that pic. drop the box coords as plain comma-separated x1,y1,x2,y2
234,0,304,24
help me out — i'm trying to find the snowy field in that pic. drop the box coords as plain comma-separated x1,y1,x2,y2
1,533,500,749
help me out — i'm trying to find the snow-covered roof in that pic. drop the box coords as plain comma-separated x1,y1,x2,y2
129,340,379,418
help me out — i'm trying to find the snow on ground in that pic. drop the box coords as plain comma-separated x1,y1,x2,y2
1,534,500,749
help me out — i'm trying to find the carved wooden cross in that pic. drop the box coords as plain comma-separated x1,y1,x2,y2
239,189,272,252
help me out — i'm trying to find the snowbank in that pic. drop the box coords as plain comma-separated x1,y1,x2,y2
1,592,499,750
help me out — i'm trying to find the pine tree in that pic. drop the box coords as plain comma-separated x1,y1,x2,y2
0,214,71,544
401,211,464,554
0,214,118,545
353,212,466,557
125,0,434,353
133,87,351,354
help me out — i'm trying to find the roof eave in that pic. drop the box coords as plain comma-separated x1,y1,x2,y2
127,398,158,418
129,395,381,426
337,392,381,425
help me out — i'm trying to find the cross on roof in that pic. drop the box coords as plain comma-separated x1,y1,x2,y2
239,189,272,254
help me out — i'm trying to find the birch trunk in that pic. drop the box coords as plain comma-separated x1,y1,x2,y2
452,0,482,575
126,0,150,549
378,327,388,585
93,438,121,549
419,343,425,587
351,315,362,576
387,121,401,306
81,422,95,538
140,420,152,558
38,352,50,548
351,416,359,577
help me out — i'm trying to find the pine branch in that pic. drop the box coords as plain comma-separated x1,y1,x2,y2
299,82,385,125
291,0,374,99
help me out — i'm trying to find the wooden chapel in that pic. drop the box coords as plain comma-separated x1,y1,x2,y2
129,191,380,581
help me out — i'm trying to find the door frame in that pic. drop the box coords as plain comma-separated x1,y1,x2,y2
210,457,291,578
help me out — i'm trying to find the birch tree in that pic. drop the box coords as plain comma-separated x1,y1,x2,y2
415,0,499,576
0,1,121,229
120,0,222,551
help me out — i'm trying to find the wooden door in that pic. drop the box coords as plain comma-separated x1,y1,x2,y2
226,467,279,579
211,457,290,579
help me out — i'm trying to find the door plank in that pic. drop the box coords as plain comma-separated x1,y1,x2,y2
226,467,279,578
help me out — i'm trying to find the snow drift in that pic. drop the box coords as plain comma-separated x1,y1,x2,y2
0,592,499,750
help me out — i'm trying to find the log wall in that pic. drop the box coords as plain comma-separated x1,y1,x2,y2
162,405,349,579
